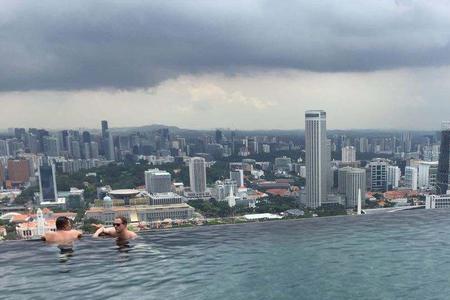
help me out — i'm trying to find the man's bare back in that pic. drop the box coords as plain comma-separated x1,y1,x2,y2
42,216,82,249
43,229,82,245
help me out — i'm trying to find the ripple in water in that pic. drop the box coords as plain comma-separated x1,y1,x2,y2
2,209,450,300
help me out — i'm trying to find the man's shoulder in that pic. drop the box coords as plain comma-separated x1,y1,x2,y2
44,231,56,237
128,230,138,239
70,230,82,237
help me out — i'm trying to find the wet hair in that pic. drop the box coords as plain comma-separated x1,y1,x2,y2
56,216,70,230
115,216,128,225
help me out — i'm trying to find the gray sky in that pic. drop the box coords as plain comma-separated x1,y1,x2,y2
1,0,450,130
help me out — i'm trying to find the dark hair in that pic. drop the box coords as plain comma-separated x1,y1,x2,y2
56,216,70,230
115,216,128,225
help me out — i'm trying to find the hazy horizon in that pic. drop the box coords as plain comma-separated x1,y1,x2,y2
0,122,443,133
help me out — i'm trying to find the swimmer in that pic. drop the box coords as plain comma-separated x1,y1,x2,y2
42,216,82,251
92,216,137,241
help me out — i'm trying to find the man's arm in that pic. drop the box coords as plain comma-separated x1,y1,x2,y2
92,225,105,238
42,232,54,243
74,230,82,239
92,225,115,237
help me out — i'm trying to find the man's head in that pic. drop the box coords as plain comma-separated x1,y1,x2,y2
56,216,71,230
113,216,128,233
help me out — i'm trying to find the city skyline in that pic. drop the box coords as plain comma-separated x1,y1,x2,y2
2,1,450,130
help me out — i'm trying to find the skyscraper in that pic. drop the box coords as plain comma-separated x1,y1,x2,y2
305,110,327,208
345,168,366,208
189,157,207,193
215,129,223,144
38,163,58,202
230,170,244,187
0,161,4,186
405,166,418,190
90,141,99,159
43,136,59,157
0,140,10,156
71,140,81,159
145,169,172,194
101,120,109,138
106,130,115,161
367,159,388,192
437,122,450,194
387,165,401,190
341,146,356,162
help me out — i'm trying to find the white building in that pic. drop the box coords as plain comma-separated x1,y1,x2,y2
341,146,356,162
305,110,328,208
426,194,450,209
418,161,438,190
404,166,418,190
149,192,184,205
145,168,172,194
189,157,207,193
230,169,244,187
387,166,401,189
86,194,194,225
345,168,366,208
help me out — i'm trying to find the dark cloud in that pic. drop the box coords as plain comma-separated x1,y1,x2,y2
1,0,450,91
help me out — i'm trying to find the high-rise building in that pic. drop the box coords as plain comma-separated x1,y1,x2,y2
305,110,327,208
338,167,352,194
341,146,356,162
0,140,9,156
345,168,366,208
90,141,99,159
0,161,4,186
404,166,418,190
83,142,91,159
367,159,388,192
145,169,172,194
359,137,369,153
189,157,207,193
58,130,69,152
215,129,223,144
71,140,81,159
387,165,401,190
107,131,115,161
230,169,244,187
43,136,59,157
38,163,58,202
418,161,438,190
101,120,109,138
401,132,413,153
437,122,450,194
7,159,31,184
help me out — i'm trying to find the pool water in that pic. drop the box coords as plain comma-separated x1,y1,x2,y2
2,209,450,300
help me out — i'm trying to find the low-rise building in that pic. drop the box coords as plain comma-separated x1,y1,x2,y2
14,209,76,240
85,193,194,225
426,194,450,209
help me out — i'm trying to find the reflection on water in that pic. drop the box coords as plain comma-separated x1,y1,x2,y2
3,209,450,299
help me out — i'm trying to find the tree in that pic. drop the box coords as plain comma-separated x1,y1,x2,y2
14,185,39,205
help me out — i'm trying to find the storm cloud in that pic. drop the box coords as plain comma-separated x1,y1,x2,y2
1,0,450,91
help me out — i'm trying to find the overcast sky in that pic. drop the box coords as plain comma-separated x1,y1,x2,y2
1,0,450,130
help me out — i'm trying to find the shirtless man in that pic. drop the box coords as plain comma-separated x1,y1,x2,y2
92,216,137,240
42,216,82,252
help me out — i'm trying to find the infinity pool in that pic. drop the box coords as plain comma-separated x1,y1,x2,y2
2,209,450,300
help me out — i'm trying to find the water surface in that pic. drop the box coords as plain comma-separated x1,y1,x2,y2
1,209,450,300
